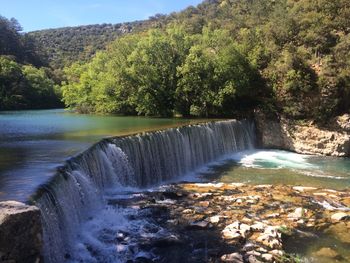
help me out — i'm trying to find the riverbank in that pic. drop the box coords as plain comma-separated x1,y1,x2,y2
107,182,350,262
2,182,349,262
255,111,350,157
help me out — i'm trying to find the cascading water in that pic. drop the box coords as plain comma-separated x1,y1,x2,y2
32,120,255,263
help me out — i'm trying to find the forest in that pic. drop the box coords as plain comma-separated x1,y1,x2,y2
1,0,349,120
0,16,61,110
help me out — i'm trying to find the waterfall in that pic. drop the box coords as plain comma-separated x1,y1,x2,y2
32,120,255,263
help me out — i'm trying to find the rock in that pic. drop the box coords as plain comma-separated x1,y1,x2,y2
254,110,350,157
254,185,272,189
239,223,252,238
297,219,305,225
243,242,258,252
325,223,350,243
222,222,243,240
313,192,328,196
209,215,221,224
270,249,284,256
189,220,209,229
251,222,266,232
247,255,263,263
266,213,279,218
264,226,281,238
288,207,306,220
293,186,317,192
0,201,42,263
261,253,274,262
256,227,282,249
198,201,210,207
246,250,261,257
313,247,341,259
150,234,183,248
221,252,243,262
331,212,349,222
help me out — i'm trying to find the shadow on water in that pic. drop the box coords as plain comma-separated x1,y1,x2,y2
283,229,350,262
105,185,240,263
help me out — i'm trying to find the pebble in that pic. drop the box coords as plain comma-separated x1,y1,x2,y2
221,252,243,262
251,222,266,231
261,253,274,262
331,212,349,222
209,215,221,224
293,186,317,192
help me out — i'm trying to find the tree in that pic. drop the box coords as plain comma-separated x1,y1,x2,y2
0,56,27,109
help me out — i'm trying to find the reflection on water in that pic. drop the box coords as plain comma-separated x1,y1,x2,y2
0,109,209,201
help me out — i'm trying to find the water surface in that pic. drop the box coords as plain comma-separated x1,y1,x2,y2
0,109,208,201
202,149,350,190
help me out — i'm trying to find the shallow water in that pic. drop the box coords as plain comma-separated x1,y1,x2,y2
0,109,208,201
200,149,350,262
202,149,350,190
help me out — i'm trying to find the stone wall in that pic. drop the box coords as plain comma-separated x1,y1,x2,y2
254,111,350,157
0,201,42,263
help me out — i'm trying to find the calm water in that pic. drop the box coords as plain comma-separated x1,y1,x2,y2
0,109,208,201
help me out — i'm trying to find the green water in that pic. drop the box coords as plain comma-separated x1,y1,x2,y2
0,109,208,201
200,150,350,262
202,150,350,190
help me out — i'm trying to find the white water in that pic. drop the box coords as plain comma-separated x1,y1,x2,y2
232,150,315,170
229,149,349,180
34,120,255,263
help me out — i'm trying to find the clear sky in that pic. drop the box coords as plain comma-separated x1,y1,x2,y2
1,0,204,32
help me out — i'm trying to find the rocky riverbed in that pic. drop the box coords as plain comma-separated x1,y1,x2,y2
106,182,350,263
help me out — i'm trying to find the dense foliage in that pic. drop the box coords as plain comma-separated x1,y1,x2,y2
2,0,350,119
28,20,165,69
0,16,61,110
62,0,350,120
61,27,264,116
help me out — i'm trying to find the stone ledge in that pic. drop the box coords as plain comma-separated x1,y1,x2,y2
254,111,350,157
0,201,42,263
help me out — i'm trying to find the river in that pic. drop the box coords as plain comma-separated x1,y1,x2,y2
0,109,208,201
1,111,350,262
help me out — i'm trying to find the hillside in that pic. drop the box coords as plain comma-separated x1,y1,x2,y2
2,0,349,119
61,0,350,121
27,18,171,69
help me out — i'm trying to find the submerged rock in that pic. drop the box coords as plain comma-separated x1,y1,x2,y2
313,247,341,260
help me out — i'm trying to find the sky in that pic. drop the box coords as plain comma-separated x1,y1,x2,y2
1,0,204,32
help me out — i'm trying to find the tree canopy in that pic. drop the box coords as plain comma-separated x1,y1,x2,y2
1,0,350,120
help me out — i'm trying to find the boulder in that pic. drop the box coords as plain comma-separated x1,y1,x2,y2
254,110,350,157
0,201,42,263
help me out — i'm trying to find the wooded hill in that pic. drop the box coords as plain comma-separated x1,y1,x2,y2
27,20,160,69
1,0,349,121
60,0,350,121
